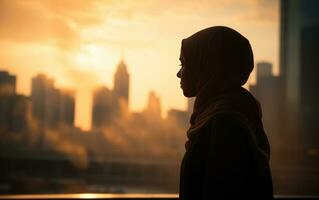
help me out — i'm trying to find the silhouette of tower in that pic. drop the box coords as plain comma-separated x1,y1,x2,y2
250,62,283,157
0,71,16,96
59,90,75,126
31,74,55,127
92,86,113,128
113,59,130,116
144,91,162,120
31,74,75,127
256,62,272,77
0,71,31,132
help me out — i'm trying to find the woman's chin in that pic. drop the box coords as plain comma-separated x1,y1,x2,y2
183,90,196,98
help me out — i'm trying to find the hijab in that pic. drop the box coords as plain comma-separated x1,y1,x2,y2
181,26,270,174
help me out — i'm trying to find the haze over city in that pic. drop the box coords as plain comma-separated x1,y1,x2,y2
1,0,319,196
0,0,279,130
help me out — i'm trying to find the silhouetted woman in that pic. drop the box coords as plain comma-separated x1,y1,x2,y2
177,26,273,199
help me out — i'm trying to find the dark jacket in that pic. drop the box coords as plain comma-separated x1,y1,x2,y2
179,114,273,199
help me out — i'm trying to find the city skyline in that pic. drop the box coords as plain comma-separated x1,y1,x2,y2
1,0,319,195
0,65,192,133
1,65,190,130
0,56,278,130
0,0,279,130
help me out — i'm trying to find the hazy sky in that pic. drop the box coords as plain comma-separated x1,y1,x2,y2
0,0,279,130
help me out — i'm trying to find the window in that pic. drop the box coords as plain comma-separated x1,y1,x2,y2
0,0,318,197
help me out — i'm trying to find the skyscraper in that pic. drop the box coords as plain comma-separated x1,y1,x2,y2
0,71,16,96
256,62,272,78
113,59,130,116
92,86,113,128
0,71,31,132
31,74,75,128
59,90,75,126
250,62,284,156
280,0,319,149
144,91,162,121
31,74,56,127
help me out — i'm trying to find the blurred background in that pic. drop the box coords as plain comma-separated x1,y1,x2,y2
0,0,318,196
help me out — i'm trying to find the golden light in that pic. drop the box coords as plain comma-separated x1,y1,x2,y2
73,44,117,74
78,193,99,199
75,52,90,68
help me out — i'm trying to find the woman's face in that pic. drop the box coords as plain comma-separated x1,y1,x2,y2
177,48,198,97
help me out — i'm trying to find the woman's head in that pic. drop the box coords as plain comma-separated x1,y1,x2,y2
177,26,254,98
177,47,200,97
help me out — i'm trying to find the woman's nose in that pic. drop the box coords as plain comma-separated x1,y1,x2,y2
177,69,181,78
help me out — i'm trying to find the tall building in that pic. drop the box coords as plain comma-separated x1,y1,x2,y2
59,90,75,126
92,86,113,128
113,60,130,116
31,74,52,126
0,71,16,96
144,91,162,121
31,74,75,128
167,109,188,129
280,0,319,149
256,62,272,78
31,74,56,127
0,95,32,132
250,62,284,155
0,71,32,132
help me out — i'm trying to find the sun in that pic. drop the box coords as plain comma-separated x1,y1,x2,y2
73,45,101,70
75,52,90,67
72,44,120,87
73,44,115,71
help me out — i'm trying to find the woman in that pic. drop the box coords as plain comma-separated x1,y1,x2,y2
177,26,273,199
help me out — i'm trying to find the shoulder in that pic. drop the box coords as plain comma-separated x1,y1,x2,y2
205,113,251,146
209,113,249,133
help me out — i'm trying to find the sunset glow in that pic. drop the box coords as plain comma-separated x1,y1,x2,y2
0,0,279,130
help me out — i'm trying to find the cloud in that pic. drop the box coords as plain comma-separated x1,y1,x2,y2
27,0,103,26
64,67,99,89
0,0,277,46
0,0,103,47
93,0,277,23
233,0,278,25
0,0,279,131
0,0,71,42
